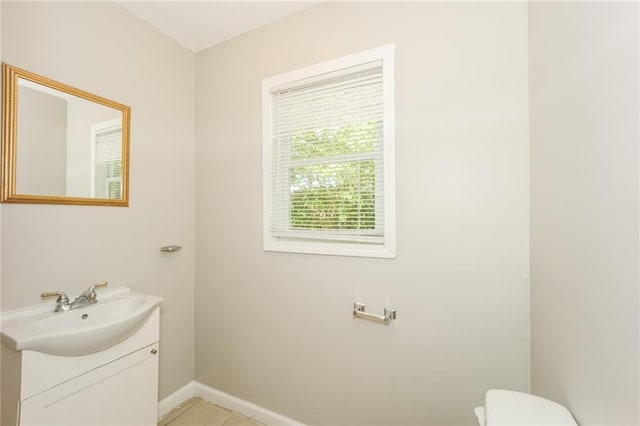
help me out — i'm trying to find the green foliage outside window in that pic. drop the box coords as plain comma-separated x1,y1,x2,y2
288,122,380,230
95,160,122,200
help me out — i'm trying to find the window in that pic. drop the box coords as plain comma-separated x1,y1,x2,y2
91,119,123,200
262,45,395,258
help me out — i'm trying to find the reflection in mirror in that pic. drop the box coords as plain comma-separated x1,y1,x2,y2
2,63,130,206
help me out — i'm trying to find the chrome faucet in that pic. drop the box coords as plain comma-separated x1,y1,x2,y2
41,281,108,312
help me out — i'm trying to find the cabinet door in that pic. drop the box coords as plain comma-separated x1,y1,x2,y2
19,343,159,426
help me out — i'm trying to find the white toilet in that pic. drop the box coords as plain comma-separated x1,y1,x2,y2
475,389,577,425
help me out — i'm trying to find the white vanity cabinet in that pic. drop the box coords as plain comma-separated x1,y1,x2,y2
2,307,160,426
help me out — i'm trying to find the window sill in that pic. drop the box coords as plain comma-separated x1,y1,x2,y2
263,237,396,259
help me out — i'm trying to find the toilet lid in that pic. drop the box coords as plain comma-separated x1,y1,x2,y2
485,389,577,425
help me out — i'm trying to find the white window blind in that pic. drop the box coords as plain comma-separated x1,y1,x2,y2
94,125,122,199
270,62,384,243
95,128,121,163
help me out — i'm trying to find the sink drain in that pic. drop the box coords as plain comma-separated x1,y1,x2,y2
82,314,88,319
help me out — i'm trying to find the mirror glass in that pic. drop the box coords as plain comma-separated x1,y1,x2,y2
2,63,130,206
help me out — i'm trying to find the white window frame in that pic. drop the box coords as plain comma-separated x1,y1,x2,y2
262,44,396,258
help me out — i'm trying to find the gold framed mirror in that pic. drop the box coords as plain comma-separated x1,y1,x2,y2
1,63,130,206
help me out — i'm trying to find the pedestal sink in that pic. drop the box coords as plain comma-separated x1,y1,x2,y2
1,287,162,356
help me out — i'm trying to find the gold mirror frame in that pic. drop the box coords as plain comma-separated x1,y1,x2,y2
1,63,130,206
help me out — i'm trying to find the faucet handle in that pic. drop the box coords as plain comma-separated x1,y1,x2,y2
90,281,108,290
86,281,108,300
41,291,69,302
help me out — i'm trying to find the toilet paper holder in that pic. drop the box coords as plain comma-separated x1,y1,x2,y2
353,302,396,325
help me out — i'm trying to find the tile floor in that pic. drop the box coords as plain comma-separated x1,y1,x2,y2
158,397,262,426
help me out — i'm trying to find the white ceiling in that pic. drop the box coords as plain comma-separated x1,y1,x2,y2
117,1,319,52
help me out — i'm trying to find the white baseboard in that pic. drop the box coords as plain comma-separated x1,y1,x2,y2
158,380,197,419
158,381,305,426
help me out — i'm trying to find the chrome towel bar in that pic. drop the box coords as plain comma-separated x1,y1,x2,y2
353,302,396,325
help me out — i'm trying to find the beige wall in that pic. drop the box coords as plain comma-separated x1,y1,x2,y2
1,1,195,400
529,2,640,424
194,3,530,424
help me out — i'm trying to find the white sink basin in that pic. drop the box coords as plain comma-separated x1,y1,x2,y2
1,288,162,356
